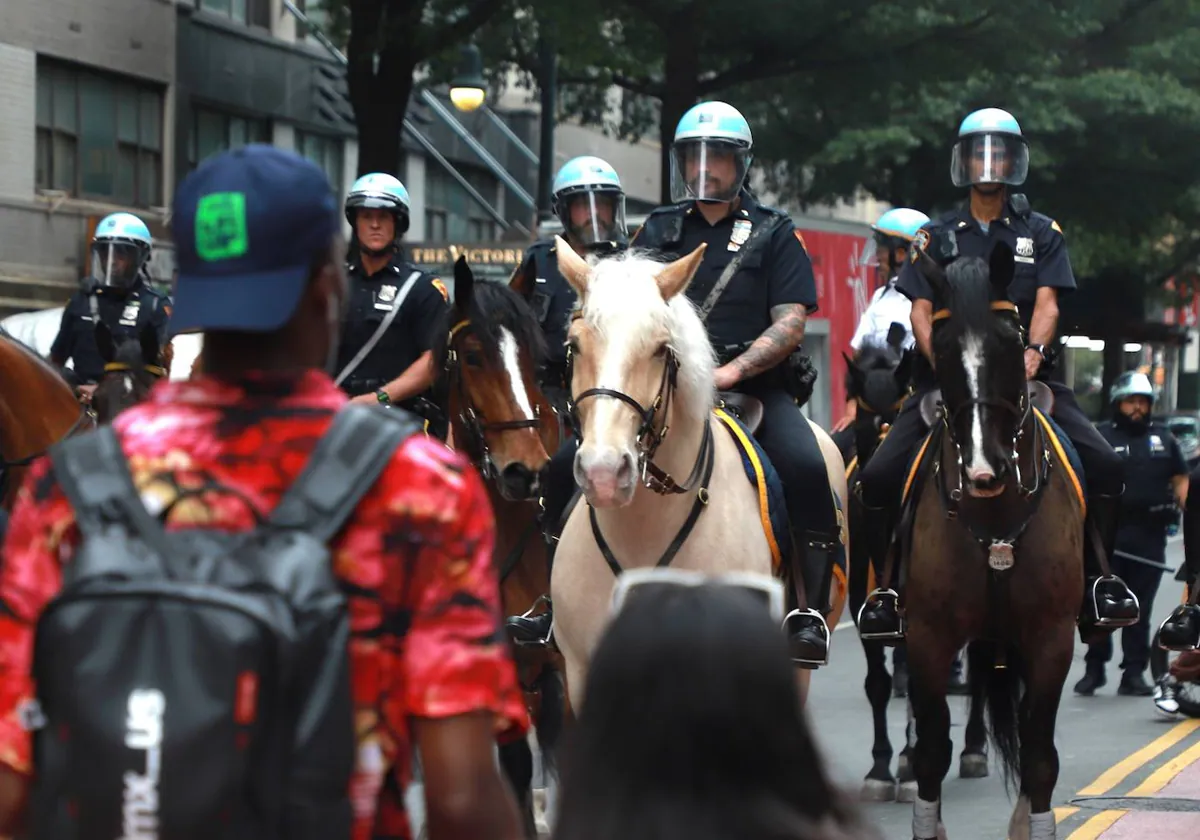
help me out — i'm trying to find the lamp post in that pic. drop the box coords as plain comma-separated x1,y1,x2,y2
449,44,487,113
535,36,557,224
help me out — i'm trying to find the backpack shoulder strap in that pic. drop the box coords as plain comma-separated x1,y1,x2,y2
269,404,424,541
51,427,174,554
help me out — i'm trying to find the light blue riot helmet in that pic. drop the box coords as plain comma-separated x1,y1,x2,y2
865,207,932,276
552,156,628,249
950,108,1030,189
670,101,753,203
344,172,411,243
91,212,152,290
1110,371,1155,405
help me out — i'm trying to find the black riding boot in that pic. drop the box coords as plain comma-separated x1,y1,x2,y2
857,502,904,643
784,530,838,668
1081,492,1139,635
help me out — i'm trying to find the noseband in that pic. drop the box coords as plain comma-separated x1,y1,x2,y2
444,319,542,481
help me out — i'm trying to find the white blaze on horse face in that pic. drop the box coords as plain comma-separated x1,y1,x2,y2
961,332,994,481
498,327,534,421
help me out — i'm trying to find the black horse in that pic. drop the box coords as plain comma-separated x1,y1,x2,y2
90,321,167,425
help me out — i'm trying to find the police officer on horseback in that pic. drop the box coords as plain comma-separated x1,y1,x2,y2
506,156,630,646
857,107,1139,640
628,100,840,667
336,173,450,436
50,212,170,400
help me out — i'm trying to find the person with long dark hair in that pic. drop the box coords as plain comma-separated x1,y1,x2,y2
553,576,878,840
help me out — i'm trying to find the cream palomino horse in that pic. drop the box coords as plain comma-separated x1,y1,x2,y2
550,237,847,712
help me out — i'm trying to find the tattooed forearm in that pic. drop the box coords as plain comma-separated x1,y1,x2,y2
731,304,808,381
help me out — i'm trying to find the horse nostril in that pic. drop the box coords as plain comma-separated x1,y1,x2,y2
615,452,634,485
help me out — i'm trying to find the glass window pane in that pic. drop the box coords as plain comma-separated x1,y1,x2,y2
116,145,136,205
52,70,76,132
36,73,51,127
229,117,248,148
139,151,160,206
35,129,50,189
195,109,226,163
201,0,231,15
139,90,161,150
52,134,76,192
251,118,270,144
117,88,138,143
78,75,116,197
232,0,247,24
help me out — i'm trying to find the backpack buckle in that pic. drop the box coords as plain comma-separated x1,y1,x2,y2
18,699,45,732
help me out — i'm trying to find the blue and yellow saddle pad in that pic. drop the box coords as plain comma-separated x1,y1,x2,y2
902,407,1086,511
713,408,791,572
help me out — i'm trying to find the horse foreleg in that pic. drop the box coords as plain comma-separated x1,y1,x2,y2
908,627,956,839
861,639,898,801
1011,625,1074,840
960,643,990,779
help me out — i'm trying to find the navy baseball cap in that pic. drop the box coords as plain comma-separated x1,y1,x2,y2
170,144,341,334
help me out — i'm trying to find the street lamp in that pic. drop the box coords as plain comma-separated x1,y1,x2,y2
449,44,487,113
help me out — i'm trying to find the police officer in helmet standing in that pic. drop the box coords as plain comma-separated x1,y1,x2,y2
1076,373,1189,696
857,108,1139,641
506,155,629,646
50,212,171,400
632,100,841,668
336,173,450,435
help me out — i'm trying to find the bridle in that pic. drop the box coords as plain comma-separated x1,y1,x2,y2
444,318,542,482
0,403,95,500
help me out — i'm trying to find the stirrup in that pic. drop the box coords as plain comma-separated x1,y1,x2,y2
1089,575,1140,629
857,588,905,641
1156,608,1200,652
509,595,554,647
783,607,830,668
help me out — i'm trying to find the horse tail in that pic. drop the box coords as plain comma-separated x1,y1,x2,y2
967,639,1021,791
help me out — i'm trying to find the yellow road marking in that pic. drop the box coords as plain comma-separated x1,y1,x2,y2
1066,810,1125,840
1077,718,1200,795
1128,737,1200,795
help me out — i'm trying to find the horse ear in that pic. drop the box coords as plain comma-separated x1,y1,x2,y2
94,320,116,362
139,323,160,366
989,241,1015,293
895,348,914,391
555,235,592,296
509,254,536,300
656,243,707,300
453,255,474,316
886,322,906,352
843,352,866,394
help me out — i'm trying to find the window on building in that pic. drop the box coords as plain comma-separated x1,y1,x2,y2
295,0,335,45
296,131,343,196
36,60,163,207
187,108,271,169
197,0,269,28
424,163,501,242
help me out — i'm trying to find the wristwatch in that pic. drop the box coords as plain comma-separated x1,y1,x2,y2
375,389,391,405
1027,344,1047,358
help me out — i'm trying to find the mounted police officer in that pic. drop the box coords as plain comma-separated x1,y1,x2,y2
831,207,928,456
335,172,450,436
627,100,840,667
1076,373,1189,696
506,156,629,647
50,212,171,400
857,107,1139,642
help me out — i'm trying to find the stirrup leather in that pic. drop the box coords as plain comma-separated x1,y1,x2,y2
857,588,906,641
1089,575,1139,629
783,607,830,668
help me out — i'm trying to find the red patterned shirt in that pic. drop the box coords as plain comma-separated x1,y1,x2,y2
0,371,528,840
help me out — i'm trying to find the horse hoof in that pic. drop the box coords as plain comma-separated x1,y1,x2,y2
959,753,989,779
897,780,918,802
860,778,897,802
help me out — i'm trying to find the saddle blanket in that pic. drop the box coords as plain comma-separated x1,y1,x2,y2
713,407,791,573
902,407,1086,511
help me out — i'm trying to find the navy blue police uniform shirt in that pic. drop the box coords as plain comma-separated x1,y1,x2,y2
633,190,818,349
51,281,171,383
1098,420,1189,514
896,199,1075,327
334,252,450,395
519,239,576,377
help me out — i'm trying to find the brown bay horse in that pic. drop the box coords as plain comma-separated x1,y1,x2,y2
902,243,1083,840
0,331,94,511
90,321,169,425
434,256,564,838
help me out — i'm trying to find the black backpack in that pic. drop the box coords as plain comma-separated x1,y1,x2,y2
28,404,422,840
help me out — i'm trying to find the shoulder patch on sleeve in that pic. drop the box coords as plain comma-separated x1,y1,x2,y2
1050,219,1063,235
431,277,449,302
911,228,931,262
793,229,807,250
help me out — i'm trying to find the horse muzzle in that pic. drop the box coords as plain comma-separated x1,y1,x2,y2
496,461,542,502
574,445,636,508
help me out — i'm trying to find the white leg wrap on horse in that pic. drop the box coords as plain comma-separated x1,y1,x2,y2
912,797,939,839
1030,810,1056,840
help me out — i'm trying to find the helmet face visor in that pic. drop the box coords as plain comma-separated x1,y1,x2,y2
670,139,751,202
951,133,1029,187
556,188,627,245
91,241,143,288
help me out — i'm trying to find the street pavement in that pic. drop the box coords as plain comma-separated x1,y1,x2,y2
809,536,1200,839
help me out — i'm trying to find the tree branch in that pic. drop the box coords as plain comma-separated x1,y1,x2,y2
424,0,511,58
611,71,662,98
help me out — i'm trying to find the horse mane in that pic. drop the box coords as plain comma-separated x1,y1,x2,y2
432,278,547,372
931,257,1021,349
583,248,716,422
0,326,75,391
854,344,902,372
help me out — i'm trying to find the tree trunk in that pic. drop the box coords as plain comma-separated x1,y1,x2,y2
346,0,420,178
657,7,700,205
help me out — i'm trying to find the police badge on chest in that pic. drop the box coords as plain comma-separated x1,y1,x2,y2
1014,237,1035,264
119,302,140,326
374,284,398,311
728,219,752,252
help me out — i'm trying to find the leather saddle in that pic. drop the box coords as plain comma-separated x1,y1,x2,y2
918,380,1054,427
717,391,764,434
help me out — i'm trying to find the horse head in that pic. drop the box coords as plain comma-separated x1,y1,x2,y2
914,241,1025,496
436,256,553,501
844,337,911,464
556,236,712,508
92,321,166,425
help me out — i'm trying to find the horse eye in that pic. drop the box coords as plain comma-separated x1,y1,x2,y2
464,350,484,368
653,343,668,358
567,339,581,355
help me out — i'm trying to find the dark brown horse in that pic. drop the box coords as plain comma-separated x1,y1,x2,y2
90,321,169,425
903,243,1083,840
0,331,94,511
434,256,564,839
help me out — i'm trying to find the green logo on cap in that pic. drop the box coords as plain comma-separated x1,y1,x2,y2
194,192,248,261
